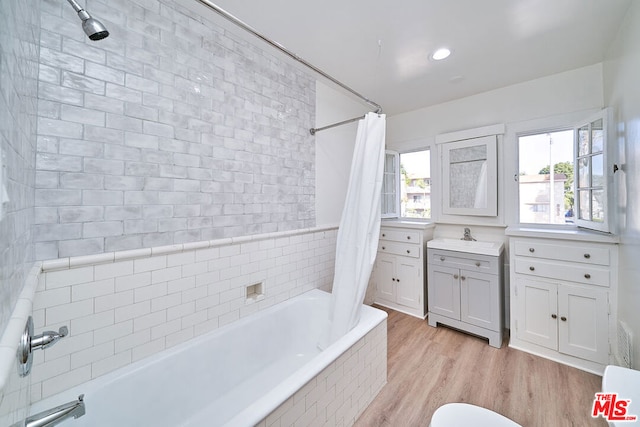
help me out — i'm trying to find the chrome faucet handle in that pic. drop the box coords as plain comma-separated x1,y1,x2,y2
18,316,70,377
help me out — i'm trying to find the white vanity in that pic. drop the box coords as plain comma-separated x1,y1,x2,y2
371,221,434,318
426,238,505,347
507,227,619,374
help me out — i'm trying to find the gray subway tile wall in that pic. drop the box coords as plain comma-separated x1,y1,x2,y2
34,0,316,260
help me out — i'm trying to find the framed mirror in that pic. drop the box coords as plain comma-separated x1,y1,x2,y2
441,135,498,216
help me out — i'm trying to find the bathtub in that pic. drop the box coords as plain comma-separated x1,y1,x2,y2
28,289,387,427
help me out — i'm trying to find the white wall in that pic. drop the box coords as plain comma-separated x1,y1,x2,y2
315,81,371,225
604,1,640,368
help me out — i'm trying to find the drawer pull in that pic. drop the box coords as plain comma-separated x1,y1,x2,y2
461,276,466,281
475,262,481,267
529,248,535,253
440,256,445,261
382,233,386,237
561,316,567,322
382,246,386,250
392,278,396,281
407,250,411,254
584,253,591,259
453,274,459,279
397,279,400,282
584,273,591,279
529,266,535,271
407,236,411,240
551,314,557,319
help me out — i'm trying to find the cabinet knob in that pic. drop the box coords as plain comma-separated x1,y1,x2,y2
529,248,535,253
461,276,466,281
407,250,411,254
551,314,557,319
584,273,591,279
392,278,395,281
407,236,411,240
382,246,386,250
529,266,535,271
453,274,459,279
561,316,567,321
475,261,481,267
382,233,386,237
397,279,400,282
440,256,445,261
584,253,591,259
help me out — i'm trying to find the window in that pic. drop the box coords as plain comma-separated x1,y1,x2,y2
381,149,431,220
518,130,574,225
517,110,610,232
575,113,610,232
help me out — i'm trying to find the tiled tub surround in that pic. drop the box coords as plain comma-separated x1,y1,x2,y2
34,0,316,260
28,289,387,427
30,226,337,403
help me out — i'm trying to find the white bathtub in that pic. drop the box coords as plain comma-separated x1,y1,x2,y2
29,289,387,427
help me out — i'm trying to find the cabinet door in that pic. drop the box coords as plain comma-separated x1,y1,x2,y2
396,257,421,309
460,270,499,331
516,278,558,350
375,254,396,302
428,265,460,320
558,285,609,364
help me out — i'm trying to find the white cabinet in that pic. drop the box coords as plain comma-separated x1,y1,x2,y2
427,248,504,347
371,222,433,318
509,236,618,374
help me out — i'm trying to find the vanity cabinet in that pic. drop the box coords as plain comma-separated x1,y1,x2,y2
427,248,504,347
509,236,618,373
371,223,433,318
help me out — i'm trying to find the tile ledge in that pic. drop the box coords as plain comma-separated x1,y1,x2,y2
41,225,339,272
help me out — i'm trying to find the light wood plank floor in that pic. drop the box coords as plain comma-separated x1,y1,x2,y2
355,307,606,427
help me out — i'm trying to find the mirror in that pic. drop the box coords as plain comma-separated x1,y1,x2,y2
441,135,497,216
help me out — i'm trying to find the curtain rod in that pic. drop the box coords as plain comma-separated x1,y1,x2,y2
195,0,382,135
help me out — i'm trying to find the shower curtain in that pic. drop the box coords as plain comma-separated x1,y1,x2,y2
327,112,386,344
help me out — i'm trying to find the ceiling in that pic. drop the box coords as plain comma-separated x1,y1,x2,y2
210,0,632,115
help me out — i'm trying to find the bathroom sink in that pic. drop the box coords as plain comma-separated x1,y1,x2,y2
427,238,504,256
601,365,640,426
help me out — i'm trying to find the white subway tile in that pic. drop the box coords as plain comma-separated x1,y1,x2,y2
41,365,92,399
95,290,134,313
71,278,115,301
45,299,94,324
93,320,133,345
134,255,167,273
95,260,134,280
132,338,165,363
114,300,151,323
70,311,114,335
133,310,166,332
115,272,151,292
151,265,182,284
115,329,150,353
45,266,94,289
33,288,71,310
150,293,181,312
70,342,114,370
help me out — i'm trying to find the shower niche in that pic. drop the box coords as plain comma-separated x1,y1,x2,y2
440,134,498,217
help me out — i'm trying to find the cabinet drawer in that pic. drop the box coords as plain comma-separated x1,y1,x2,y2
514,240,610,266
379,241,420,258
429,249,499,272
380,228,421,244
513,257,610,287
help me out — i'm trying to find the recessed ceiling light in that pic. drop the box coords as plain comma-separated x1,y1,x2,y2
431,48,451,61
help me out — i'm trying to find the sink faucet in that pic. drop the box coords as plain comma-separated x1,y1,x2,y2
462,227,476,241
22,395,86,427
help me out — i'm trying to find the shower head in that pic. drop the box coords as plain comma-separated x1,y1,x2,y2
66,0,109,41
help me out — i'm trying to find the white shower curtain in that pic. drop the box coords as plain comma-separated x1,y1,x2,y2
327,112,386,345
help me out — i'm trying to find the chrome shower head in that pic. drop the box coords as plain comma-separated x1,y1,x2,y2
66,0,109,41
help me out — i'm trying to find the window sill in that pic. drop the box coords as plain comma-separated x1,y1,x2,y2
505,225,619,244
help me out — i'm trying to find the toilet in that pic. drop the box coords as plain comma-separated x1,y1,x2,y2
430,403,521,427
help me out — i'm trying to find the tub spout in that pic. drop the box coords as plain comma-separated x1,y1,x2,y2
24,394,85,427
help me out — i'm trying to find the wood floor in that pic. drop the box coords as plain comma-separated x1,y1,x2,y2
354,307,606,427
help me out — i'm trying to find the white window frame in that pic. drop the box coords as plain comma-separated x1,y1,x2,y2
515,109,613,233
574,109,611,233
381,150,399,218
